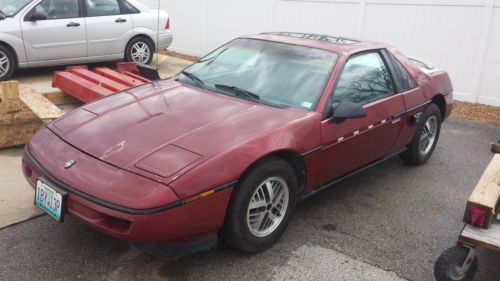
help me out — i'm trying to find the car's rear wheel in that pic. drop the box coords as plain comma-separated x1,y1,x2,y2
125,37,154,65
400,103,442,165
0,46,15,81
222,156,298,252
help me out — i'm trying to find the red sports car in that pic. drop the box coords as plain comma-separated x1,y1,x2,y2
22,32,453,253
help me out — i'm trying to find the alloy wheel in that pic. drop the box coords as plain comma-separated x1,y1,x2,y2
419,115,437,155
247,176,289,237
0,51,10,78
131,42,151,64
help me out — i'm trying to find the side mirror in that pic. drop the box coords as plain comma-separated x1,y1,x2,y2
29,12,47,21
332,100,366,124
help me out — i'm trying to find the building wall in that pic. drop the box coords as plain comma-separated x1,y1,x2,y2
140,0,500,106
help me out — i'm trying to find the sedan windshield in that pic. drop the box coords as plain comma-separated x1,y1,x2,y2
0,0,31,17
179,38,338,110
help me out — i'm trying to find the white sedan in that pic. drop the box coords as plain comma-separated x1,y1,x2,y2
0,0,172,80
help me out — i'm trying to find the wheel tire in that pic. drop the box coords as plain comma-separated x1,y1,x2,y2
125,37,154,65
434,246,478,281
400,103,442,165
222,156,298,253
0,45,15,81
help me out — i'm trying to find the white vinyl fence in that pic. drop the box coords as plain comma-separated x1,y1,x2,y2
141,0,500,106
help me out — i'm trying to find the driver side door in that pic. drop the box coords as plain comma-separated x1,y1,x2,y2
317,51,405,185
21,0,87,64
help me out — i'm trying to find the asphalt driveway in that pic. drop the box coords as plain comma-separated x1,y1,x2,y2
0,117,499,281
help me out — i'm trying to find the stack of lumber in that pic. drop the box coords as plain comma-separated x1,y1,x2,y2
463,152,500,229
0,81,64,148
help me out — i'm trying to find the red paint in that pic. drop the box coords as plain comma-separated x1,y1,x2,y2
24,34,453,245
52,63,151,103
469,205,486,228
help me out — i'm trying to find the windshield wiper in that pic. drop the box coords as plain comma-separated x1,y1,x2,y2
214,84,260,100
0,10,6,19
178,70,205,87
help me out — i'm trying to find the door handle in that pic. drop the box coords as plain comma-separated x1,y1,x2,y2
66,22,80,27
115,18,127,23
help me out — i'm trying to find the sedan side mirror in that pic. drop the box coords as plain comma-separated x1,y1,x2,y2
29,12,47,21
332,100,366,124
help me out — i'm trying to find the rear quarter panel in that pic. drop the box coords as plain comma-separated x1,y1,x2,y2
130,10,169,47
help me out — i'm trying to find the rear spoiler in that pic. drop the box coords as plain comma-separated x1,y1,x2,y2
408,57,434,70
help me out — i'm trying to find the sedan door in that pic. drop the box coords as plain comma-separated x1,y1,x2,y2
317,51,405,186
84,0,132,57
21,0,86,63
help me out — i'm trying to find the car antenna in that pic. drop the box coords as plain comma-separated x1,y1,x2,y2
155,0,161,70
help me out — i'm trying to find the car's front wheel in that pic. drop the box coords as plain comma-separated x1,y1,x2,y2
223,156,298,252
400,103,442,165
0,46,15,81
125,37,154,65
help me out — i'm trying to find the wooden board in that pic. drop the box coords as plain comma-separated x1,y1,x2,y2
41,90,79,106
459,222,500,252
0,81,64,148
20,88,64,122
463,154,500,228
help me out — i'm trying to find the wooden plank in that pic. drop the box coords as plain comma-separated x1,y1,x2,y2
459,223,500,252
0,81,64,148
20,88,64,122
42,90,80,106
464,154,500,228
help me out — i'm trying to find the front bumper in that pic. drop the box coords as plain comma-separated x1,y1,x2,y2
22,129,233,245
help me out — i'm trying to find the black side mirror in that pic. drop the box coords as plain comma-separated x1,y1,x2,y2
29,12,47,21
332,100,366,124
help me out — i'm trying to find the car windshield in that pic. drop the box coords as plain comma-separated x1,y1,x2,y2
179,38,338,110
0,0,32,17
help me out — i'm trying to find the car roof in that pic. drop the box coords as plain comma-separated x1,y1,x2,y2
243,32,390,57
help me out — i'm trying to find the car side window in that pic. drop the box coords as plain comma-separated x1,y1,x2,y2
332,52,395,106
85,0,121,17
383,50,417,93
122,0,140,14
34,0,79,20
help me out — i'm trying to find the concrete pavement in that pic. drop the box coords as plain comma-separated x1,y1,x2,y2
0,117,498,281
0,148,42,229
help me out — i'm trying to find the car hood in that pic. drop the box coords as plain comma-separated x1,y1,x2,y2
49,80,309,183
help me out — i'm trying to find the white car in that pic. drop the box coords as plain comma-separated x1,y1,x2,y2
0,0,172,81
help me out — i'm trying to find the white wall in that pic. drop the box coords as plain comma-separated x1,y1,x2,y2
140,0,500,106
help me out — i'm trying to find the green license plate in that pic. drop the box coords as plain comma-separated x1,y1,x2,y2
35,179,66,222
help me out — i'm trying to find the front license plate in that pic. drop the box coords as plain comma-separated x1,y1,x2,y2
35,179,66,222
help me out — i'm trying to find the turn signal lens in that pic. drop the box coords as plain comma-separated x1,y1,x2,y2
183,189,215,204
165,18,170,29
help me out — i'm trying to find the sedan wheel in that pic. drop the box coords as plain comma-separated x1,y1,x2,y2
0,46,15,81
223,156,298,252
131,42,151,64
125,37,154,65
